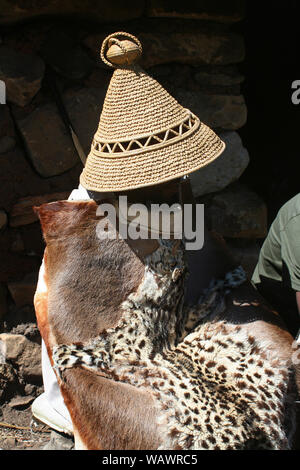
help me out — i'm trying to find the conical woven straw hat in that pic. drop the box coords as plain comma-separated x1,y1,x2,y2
80,32,225,192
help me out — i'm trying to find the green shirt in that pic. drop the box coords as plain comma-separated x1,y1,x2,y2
252,193,300,292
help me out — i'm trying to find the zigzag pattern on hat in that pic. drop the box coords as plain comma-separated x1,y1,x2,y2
92,112,199,156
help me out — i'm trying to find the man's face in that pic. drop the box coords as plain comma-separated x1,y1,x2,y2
121,178,181,204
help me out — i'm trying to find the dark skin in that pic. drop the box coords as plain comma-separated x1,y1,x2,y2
94,177,288,330
119,177,237,305
130,179,295,337
118,179,293,333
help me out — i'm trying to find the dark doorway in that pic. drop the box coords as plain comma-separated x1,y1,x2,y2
238,1,300,224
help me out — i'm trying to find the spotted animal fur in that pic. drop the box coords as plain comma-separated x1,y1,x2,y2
53,240,295,450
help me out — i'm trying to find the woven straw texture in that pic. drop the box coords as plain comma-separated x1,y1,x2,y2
80,32,225,192
96,67,188,140
80,121,225,191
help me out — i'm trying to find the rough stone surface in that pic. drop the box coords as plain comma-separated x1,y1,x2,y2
0,0,145,24
24,383,37,396
9,191,70,227
173,89,247,130
0,210,7,230
19,222,45,257
0,46,45,106
0,136,16,154
0,283,8,320
84,68,111,90
64,87,106,155
7,271,38,308
16,103,80,177
147,0,246,23
226,239,262,279
0,147,51,212
144,32,244,68
0,333,42,381
10,231,25,253
0,252,40,283
9,322,40,341
0,363,18,402
41,30,94,80
0,105,15,138
42,431,74,450
148,63,242,97
194,65,244,87
1,437,16,448
190,131,249,197
204,183,268,239
8,395,35,409
84,31,245,68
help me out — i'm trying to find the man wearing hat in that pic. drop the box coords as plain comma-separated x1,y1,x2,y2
31,33,292,444
252,193,300,338
31,31,230,437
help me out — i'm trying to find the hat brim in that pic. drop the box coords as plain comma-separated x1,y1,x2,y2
80,122,225,193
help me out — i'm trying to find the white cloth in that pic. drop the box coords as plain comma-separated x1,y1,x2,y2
41,340,72,424
68,184,93,201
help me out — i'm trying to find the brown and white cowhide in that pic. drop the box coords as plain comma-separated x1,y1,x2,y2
34,200,298,450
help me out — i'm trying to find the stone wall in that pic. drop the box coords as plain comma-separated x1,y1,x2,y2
0,0,267,407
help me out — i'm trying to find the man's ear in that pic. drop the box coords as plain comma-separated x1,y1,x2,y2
34,200,98,240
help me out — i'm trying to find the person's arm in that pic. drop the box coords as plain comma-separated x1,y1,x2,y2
281,216,300,307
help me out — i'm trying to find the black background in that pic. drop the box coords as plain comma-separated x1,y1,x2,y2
238,0,300,223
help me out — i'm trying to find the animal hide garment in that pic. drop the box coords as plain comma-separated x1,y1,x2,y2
52,239,295,450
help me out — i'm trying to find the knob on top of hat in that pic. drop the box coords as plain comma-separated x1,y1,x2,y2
101,32,142,68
